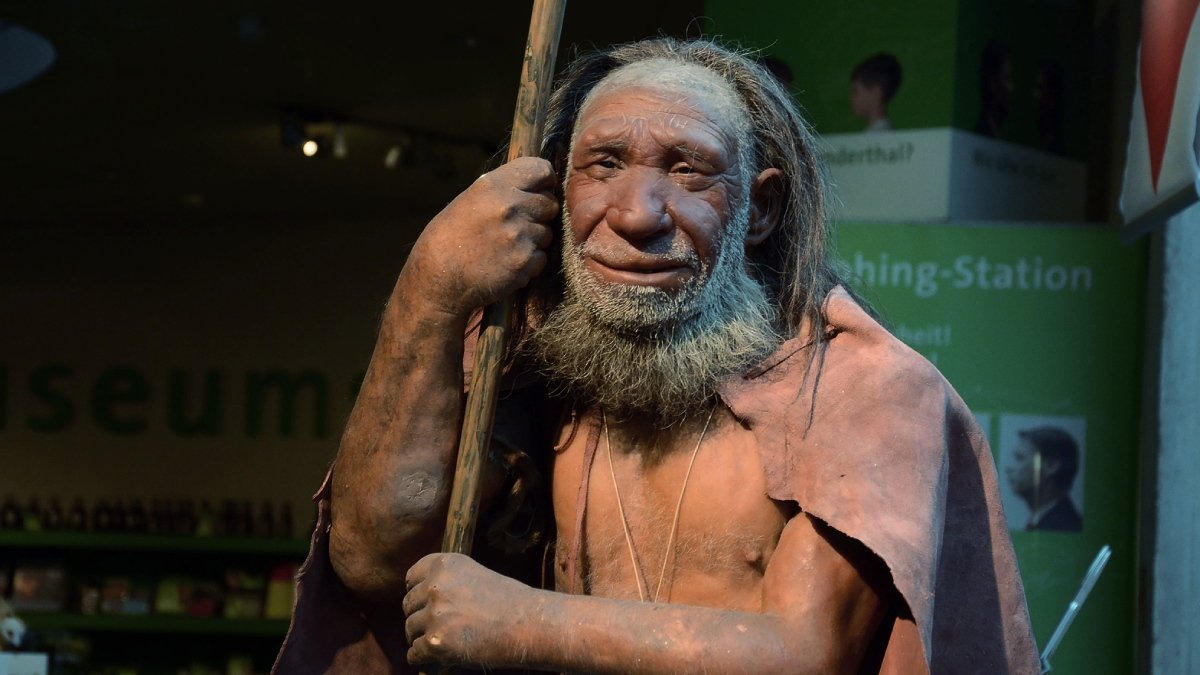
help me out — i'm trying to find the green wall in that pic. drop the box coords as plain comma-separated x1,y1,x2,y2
706,0,960,133
707,0,1093,158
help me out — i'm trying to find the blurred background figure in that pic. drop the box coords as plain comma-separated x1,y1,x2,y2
974,38,1014,138
1007,426,1083,532
1033,57,1067,155
849,52,902,131
0,599,27,651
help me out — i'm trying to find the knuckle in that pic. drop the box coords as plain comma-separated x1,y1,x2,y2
427,633,445,653
509,254,529,275
500,226,520,247
515,155,542,170
501,201,523,222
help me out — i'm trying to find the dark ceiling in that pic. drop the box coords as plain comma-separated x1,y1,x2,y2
1,1,707,227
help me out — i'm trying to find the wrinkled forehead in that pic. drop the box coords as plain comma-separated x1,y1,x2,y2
572,58,751,153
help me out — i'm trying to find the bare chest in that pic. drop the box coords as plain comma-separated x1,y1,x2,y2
549,409,793,610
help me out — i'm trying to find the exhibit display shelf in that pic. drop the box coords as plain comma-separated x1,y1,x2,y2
19,612,290,636
0,530,309,556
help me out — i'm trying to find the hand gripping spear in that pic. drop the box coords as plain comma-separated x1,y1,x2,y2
440,0,567,572
422,5,565,671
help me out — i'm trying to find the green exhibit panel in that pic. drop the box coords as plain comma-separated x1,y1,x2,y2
837,221,1146,674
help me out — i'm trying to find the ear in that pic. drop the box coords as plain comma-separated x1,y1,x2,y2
745,168,784,247
1040,456,1062,482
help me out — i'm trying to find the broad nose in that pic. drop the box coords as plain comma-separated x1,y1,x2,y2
604,167,673,241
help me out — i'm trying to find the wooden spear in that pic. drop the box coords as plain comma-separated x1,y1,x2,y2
441,0,567,560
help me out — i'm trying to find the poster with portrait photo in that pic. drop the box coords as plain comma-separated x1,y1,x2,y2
998,414,1086,533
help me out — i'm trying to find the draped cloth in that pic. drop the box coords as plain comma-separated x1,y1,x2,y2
716,287,1039,673
274,287,1040,674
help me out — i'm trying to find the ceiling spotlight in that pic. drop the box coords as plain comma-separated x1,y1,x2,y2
302,139,319,157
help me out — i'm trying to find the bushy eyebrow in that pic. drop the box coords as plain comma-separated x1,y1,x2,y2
578,139,720,161
578,139,630,155
670,144,716,162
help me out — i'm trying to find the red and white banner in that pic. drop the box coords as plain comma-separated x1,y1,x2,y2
1121,0,1200,229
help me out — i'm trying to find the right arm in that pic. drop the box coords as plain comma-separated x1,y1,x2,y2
327,157,559,602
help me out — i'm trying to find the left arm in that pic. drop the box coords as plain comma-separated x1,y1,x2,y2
402,513,892,674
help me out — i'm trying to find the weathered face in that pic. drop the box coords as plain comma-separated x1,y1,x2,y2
528,76,783,418
562,84,747,326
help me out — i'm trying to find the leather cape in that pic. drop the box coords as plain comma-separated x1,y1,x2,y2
274,287,1040,674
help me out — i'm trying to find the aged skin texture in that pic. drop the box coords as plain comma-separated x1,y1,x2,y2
275,39,1039,675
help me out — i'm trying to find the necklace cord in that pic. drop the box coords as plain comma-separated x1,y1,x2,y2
603,405,716,603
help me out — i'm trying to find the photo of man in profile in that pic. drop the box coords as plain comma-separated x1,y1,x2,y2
1005,425,1083,532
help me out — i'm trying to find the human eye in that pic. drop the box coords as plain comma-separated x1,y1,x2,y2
585,146,619,166
669,146,720,179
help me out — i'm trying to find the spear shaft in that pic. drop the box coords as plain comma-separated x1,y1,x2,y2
440,0,567,561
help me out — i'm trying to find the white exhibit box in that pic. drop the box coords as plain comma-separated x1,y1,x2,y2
820,128,1087,223
0,653,49,675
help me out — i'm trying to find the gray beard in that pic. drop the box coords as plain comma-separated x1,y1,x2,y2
524,206,782,424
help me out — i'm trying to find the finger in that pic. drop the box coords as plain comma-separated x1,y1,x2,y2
407,637,432,666
514,220,553,250
407,633,449,666
524,192,560,222
530,222,554,250
401,583,427,617
502,188,558,225
524,250,548,280
504,156,556,192
404,606,429,644
405,553,437,591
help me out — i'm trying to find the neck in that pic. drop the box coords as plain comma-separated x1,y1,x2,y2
599,404,719,465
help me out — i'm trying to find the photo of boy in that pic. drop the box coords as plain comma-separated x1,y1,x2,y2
849,52,902,131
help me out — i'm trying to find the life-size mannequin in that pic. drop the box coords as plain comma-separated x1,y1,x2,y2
275,39,1039,674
